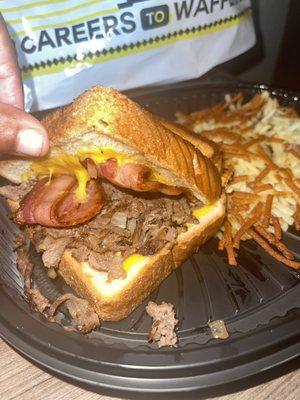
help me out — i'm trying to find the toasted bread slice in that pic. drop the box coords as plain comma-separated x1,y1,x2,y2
0,86,221,203
58,198,225,321
0,159,32,184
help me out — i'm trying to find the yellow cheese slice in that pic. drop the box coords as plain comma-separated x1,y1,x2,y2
29,147,170,201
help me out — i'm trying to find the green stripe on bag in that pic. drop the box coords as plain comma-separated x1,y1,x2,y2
12,7,119,38
7,0,107,25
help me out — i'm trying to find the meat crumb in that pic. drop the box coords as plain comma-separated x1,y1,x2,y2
146,301,178,348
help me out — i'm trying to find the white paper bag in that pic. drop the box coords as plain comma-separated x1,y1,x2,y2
2,0,255,110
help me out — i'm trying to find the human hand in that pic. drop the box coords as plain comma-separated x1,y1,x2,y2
0,14,49,156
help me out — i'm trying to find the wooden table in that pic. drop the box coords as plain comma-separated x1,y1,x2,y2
0,339,298,400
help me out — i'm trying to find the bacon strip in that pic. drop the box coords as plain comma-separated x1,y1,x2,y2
97,159,152,190
16,178,49,224
95,158,183,195
27,176,76,227
16,176,105,227
55,180,105,226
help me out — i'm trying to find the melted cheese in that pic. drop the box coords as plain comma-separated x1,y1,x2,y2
78,146,133,166
31,155,90,202
122,253,147,272
81,253,149,295
148,169,170,185
30,147,171,201
192,204,216,220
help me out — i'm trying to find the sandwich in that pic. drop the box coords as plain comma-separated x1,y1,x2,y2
0,87,225,321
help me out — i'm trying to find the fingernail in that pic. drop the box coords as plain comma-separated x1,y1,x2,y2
16,128,45,156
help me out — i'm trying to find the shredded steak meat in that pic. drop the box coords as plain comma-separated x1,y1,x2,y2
16,245,99,333
41,237,72,268
146,301,178,348
0,181,32,202
16,246,34,288
20,181,200,281
49,293,100,334
16,247,51,313
29,288,51,313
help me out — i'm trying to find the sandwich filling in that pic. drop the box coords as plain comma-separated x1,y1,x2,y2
0,177,212,281
25,181,206,281
0,148,217,282
14,149,186,228
27,147,183,201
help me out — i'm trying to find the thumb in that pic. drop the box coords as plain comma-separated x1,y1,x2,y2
0,102,49,156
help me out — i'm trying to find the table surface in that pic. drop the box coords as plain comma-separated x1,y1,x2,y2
0,339,298,400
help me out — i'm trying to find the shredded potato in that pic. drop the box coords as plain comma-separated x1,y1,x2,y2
176,92,300,269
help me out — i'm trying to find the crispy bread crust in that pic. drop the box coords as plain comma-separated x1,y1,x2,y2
41,86,221,203
157,117,222,171
58,198,225,321
59,248,175,321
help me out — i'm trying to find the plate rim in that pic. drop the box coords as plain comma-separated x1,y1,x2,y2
0,79,300,398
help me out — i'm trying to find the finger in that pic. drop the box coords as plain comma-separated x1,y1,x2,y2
0,13,24,109
0,102,49,156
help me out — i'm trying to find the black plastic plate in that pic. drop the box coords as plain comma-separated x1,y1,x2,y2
0,80,299,399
